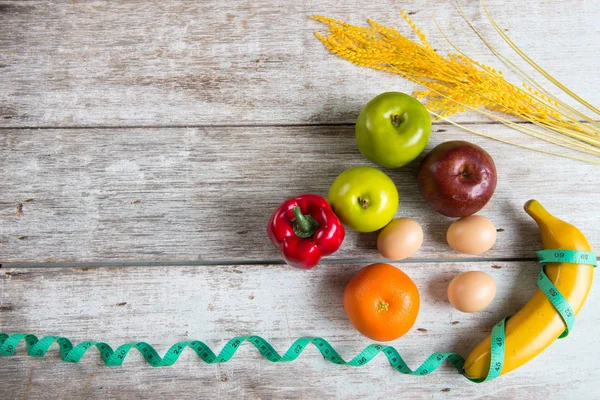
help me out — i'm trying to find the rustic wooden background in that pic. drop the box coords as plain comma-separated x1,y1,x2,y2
1,0,599,398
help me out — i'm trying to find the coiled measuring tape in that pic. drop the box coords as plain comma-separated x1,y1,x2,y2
0,250,596,383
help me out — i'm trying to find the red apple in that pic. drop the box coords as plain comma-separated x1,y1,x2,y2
417,140,497,217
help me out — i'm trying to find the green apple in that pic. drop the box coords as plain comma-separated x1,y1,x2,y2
328,166,399,233
356,92,431,168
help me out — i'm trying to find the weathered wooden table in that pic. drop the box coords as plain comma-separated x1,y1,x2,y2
1,1,599,398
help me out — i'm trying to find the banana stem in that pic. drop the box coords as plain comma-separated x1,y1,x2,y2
524,199,553,225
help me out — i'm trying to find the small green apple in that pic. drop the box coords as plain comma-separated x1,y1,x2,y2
328,166,399,233
356,92,431,168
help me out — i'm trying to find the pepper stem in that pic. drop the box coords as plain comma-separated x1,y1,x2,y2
292,207,320,238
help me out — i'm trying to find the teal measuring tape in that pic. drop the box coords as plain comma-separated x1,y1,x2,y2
0,250,595,382
0,333,466,374
536,250,596,338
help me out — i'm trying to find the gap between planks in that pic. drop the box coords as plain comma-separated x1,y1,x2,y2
1,256,537,269
3,119,592,131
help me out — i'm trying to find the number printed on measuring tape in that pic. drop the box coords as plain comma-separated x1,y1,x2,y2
538,249,597,267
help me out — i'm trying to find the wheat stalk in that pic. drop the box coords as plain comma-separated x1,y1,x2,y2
310,6,600,164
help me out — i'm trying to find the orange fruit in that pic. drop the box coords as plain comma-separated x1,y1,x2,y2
343,263,420,341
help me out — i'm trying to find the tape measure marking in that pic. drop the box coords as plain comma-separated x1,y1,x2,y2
537,250,597,338
537,250,597,267
0,333,468,373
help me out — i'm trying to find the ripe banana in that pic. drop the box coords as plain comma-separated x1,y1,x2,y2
464,199,595,379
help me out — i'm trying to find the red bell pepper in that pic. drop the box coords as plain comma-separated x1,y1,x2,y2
267,194,345,269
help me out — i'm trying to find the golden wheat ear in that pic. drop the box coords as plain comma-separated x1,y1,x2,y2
310,8,600,164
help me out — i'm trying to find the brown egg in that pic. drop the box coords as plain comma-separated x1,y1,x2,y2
446,215,496,255
447,271,496,313
377,218,423,260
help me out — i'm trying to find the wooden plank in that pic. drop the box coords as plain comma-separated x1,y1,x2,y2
1,0,599,127
0,261,598,398
1,124,598,264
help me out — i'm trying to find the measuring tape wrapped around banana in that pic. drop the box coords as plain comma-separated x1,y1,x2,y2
0,200,596,382
463,199,596,380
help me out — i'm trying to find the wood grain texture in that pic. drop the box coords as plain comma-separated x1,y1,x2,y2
1,0,599,127
1,124,598,264
1,1,599,398
1,261,599,399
